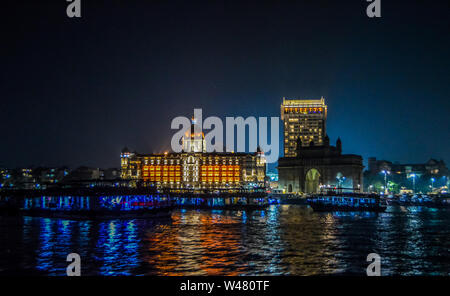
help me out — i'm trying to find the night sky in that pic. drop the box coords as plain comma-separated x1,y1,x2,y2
1,0,449,171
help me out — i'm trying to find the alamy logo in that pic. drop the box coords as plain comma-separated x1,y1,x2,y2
366,0,381,18
171,109,280,163
366,253,381,276
66,253,81,276
66,0,81,18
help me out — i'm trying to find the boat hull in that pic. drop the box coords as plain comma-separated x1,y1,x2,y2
309,203,386,212
174,204,268,210
16,207,173,220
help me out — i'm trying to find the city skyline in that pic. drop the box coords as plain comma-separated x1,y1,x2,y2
1,0,450,280
0,99,447,171
2,1,449,170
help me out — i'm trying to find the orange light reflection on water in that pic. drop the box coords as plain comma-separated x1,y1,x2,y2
143,210,246,275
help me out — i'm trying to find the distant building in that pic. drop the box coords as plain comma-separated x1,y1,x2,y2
368,157,448,177
281,97,327,157
19,168,36,189
61,166,122,187
120,118,266,190
0,168,39,189
364,157,449,193
0,166,125,189
278,137,363,193
64,167,101,181
34,167,69,186
0,168,13,188
266,172,279,189
102,168,120,180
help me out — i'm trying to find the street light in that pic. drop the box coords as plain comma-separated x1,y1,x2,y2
381,170,390,194
336,176,346,193
430,177,435,192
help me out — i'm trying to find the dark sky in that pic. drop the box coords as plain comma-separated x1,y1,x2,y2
1,0,449,171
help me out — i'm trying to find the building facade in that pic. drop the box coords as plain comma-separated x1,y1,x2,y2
281,97,327,157
367,157,448,177
364,157,449,193
120,120,266,190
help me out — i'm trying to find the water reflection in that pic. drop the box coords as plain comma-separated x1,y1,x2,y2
0,205,449,275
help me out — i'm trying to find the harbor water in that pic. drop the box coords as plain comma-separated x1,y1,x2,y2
0,204,449,275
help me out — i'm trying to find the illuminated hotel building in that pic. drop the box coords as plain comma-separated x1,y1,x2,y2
120,119,266,190
281,97,327,157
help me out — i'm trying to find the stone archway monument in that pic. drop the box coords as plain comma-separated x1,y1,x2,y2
278,137,364,194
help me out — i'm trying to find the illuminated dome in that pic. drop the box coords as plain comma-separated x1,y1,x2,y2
182,117,206,153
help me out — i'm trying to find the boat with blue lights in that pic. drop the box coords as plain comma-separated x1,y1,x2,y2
168,189,269,210
308,193,387,212
0,188,173,220
386,193,450,208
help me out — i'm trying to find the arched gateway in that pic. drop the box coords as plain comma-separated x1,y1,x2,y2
278,137,364,194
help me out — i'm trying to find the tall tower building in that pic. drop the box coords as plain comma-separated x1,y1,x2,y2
281,97,327,157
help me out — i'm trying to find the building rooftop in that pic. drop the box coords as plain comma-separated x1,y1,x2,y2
282,97,326,106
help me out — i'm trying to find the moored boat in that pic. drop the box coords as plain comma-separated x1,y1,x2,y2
385,193,450,208
267,193,308,205
172,195,269,210
308,194,387,212
0,194,174,220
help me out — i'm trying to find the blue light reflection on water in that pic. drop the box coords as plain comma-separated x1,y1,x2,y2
12,217,143,275
36,218,53,273
1,205,449,275
93,219,141,276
